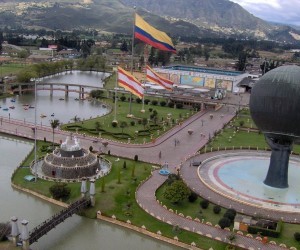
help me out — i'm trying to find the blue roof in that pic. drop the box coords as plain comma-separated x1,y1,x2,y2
163,65,243,76
24,175,36,182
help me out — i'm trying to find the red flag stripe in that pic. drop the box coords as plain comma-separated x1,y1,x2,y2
118,67,144,99
146,66,173,90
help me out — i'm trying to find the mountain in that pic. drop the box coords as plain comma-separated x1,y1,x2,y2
121,0,300,42
0,0,217,37
0,0,299,42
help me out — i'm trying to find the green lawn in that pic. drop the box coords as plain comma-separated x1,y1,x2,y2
12,150,229,249
62,97,194,144
1,63,26,77
11,104,300,249
156,183,225,226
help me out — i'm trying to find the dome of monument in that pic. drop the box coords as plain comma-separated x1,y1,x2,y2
250,65,300,140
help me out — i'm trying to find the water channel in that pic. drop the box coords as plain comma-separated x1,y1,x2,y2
0,71,181,250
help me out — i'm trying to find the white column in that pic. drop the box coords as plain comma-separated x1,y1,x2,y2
89,179,96,206
81,177,87,198
21,220,29,250
10,216,19,246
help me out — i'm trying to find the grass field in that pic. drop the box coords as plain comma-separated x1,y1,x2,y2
0,63,26,77
10,104,300,249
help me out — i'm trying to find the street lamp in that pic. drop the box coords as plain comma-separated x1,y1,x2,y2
32,78,38,182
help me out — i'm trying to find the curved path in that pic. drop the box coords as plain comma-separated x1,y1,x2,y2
0,94,287,249
136,171,284,250
180,151,300,223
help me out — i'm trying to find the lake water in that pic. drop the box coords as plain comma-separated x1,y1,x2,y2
0,71,181,250
0,71,111,126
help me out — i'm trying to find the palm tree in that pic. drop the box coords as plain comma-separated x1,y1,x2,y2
71,115,80,123
95,121,101,132
50,119,60,149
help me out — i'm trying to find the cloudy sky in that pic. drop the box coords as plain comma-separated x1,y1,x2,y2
230,0,300,26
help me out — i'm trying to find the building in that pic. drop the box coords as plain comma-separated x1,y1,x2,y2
154,65,248,93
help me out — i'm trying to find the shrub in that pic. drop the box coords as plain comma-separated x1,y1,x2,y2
239,120,245,127
112,121,118,127
166,173,180,185
134,155,138,161
226,208,237,217
294,232,300,241
144,99,150,104
49,183,71,200
168,102,175,108
120,95,126,102
218,217,231,229
200,199,209,209
130,121,135,126
213,205,222,214
149,108,153,112
188,191,198,203
160,100,167,107
224,211,236,222
151,100,158,105
136,98,142,103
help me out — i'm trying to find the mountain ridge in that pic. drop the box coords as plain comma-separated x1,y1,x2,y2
0,0,299,43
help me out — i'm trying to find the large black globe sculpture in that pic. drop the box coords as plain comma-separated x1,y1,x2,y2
250,65,300,188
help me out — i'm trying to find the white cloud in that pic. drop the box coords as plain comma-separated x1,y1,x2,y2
230,0,300,26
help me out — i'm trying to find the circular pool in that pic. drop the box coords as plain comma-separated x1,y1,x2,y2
198,152,300,212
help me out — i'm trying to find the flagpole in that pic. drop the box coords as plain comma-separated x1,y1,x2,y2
128,6,136,118
141,91,145,113
113,69,118,123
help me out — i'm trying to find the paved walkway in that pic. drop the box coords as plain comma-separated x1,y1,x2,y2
136,171,284,250
181,151,300,223
0,93,288,249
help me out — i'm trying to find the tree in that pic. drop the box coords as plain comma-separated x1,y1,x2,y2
71,115,80,122
224,209,236,222
200,199,209,209
120,40,128,52
235,51,247,71
95,121,101,132
49,183,71,200
142,118,148,129
294,232,300,241
218,217,231,229
203,46,210,61
213,205,221,214
120,121,128,134
164,180,191,203
188,191,198,203
50,119,60,149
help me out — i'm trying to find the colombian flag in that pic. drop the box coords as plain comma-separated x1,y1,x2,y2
134,14,176,54
118,67,144,99
146,65,174,91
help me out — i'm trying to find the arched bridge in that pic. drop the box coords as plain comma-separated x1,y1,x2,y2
9,82,106,99
28,197,91,245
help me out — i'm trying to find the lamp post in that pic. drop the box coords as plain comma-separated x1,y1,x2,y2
34,78,38,182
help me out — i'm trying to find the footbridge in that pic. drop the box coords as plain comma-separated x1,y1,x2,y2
9,82,107,99
28,197,91,245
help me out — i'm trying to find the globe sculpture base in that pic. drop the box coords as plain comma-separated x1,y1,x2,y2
264,136,292,189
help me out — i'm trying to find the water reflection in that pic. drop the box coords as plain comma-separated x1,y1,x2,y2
0,71,182,250
0,92,110,126
42,70,109,87
1,137,181,250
